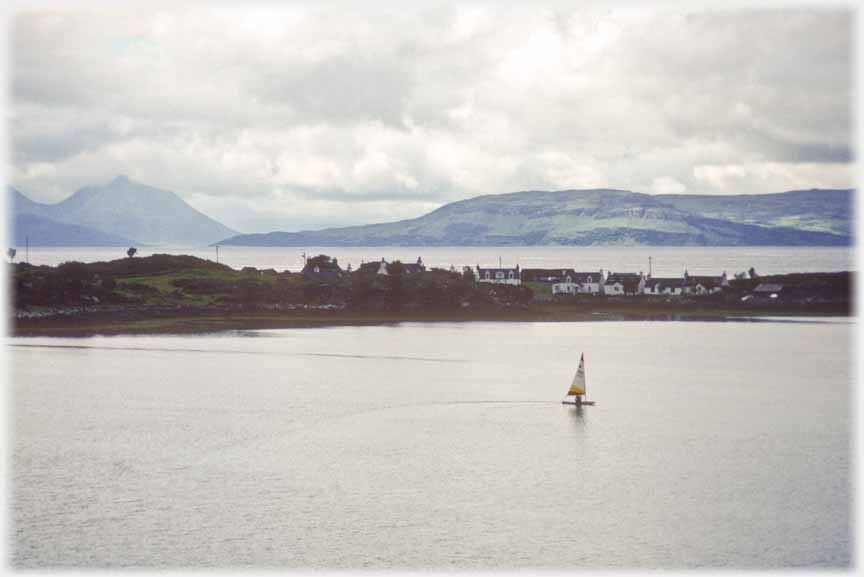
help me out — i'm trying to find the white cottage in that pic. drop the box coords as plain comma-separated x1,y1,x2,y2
684,271,729,295
643,277,687,296
476,265,521,285
552,271,605,295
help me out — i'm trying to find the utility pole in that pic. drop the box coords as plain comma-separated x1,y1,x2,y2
215,245,219,264
499,256,502,269
649,256,652,277
25,235,29,264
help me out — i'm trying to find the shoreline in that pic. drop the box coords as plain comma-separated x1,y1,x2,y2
10,255,852,337
11,303,852,337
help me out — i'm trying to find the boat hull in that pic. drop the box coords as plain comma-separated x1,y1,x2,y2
562,400,595,406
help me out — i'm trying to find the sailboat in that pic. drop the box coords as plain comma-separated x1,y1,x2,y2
562,353,595,406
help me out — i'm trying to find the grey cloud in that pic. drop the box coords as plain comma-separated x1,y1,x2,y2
9,5,854,231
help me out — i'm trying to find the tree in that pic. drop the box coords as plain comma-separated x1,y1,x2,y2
748,267,758,279
386,260,405,275
127,247,137,259
7,248,16,262
306,254,334,268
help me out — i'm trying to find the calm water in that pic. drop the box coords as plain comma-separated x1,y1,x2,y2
17,245,855,276
11,320,852,568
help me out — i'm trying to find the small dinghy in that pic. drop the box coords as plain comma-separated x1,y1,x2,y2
562,352,595,406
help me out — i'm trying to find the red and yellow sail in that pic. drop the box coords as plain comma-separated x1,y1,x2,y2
567,353,586,396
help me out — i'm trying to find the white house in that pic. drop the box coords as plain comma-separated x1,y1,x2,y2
685,271,729,295
552,271,605,295
476,265,521,285
643,277,686,296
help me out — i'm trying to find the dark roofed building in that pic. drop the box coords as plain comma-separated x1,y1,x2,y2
358,259,389,275
604,272,645,295
643,277,687,295
402,257,426,275
684,271,729,294
754,283,784,293
521,268,578,284
302,255,344,284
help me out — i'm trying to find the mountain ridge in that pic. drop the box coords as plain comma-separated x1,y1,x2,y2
216,187,852,247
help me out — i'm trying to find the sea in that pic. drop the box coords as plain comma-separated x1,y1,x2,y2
16,245,856,276
9,246,855,568
10,320,852,569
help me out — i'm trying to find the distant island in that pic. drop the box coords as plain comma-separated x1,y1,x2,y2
9,176,236,247
11,253,852,336
8,179,853,248
216,188,852,247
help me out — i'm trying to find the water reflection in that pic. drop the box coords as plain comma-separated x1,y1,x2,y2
566,404,587,430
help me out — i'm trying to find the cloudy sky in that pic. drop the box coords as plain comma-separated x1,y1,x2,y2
9,2,855,233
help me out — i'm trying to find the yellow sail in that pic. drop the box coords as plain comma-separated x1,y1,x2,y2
567,353,586,396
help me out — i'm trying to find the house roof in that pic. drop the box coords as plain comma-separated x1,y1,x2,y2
477,266,520,274
358,260,386,274
605,273,642,292
645,277,686,289
403,262,426,274
605,272,641,283
521,268,578,282
688,275,725,287
569,271,603,283
302,259,343,283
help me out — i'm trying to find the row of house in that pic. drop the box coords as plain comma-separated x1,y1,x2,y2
357,257,427,275
476,265,730,296
301,256,427,282
300,255,731,297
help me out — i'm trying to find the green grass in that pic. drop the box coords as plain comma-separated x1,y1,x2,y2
114,268,296,306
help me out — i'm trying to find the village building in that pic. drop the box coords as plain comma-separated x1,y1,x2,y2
684,271,729,294
753,283,784,298
521,268,579,284
552,271,605,295
302,257,343,284
476,264,521,285
358,258,389,275
643,277,687,296
402,257,426,275
357,257,426,276
603,272,645,295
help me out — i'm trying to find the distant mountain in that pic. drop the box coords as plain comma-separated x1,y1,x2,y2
9,177,237,246
11,213,136,247
217,188,852,247
10,186,51,218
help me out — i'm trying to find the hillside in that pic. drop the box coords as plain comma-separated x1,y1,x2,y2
11,213,136,246
217,188,852,247
657,189,851,236
9,177,237,246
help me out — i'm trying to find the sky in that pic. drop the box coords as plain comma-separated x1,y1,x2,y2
8,1,856,234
